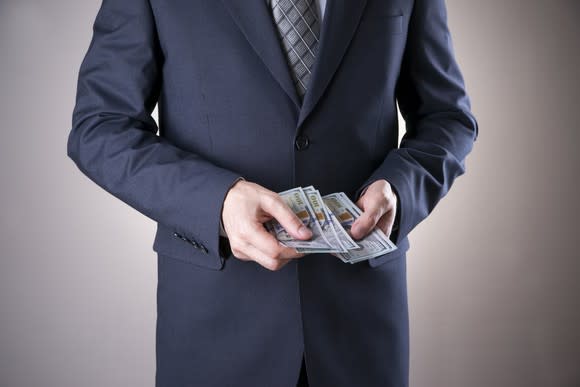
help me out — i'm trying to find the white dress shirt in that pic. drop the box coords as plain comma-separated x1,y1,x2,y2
314,0,327,21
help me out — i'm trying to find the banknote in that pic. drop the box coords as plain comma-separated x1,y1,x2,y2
302,186,359,253
264,187,335,252
322,192,398,263
265,186,397,263
301,186,348,253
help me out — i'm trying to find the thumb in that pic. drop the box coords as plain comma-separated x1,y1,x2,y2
351,202,382,240
263,195,313,240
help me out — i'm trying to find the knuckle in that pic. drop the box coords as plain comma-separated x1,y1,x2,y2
229,238,246,253
376,200,388,214
273,261,286,271
231,248,243,258
265,246,282,259
291,216,304,228
360,215,373,228
264,260,280,271
262,192,280,209
265,250,278,260
230,244,244,257
229,235,242,246
284,248,301,259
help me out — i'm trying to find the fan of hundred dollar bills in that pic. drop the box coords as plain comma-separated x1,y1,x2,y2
264,186,397,264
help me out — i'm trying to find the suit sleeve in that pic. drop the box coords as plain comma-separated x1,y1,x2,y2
67,0,243,259
354,0,479,246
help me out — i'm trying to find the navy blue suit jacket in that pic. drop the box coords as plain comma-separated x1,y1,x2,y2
67,0,477,386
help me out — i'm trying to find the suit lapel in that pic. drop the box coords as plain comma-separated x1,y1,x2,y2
220,0,369,129
297,0,368,129
220,0,301,108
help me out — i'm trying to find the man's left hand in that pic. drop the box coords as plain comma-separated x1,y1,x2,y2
350,179,398,240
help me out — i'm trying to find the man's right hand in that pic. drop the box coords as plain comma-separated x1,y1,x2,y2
221,180,313,271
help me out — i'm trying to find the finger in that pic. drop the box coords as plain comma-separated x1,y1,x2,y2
230,237,293,270
261,194,312,240
355,195,366,210
350,200,386,240
279,247,307,260
376,210,395,237
245,223,306,260
242,243,291,271
350,214,376,240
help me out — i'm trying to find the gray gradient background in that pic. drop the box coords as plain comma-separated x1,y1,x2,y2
1,0,579,386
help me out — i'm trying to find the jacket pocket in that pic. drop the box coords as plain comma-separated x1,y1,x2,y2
362,13,404,35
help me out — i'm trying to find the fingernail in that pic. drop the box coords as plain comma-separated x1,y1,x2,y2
298,225,312,238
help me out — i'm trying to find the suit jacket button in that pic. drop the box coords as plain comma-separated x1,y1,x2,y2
295,134,309,150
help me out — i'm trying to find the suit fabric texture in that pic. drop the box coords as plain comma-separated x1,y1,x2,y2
67,0,478,386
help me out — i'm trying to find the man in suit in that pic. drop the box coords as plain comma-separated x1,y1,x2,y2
67,0,478,386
